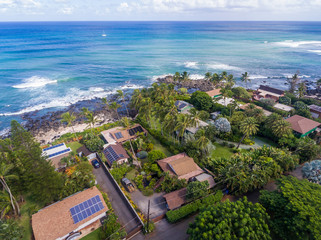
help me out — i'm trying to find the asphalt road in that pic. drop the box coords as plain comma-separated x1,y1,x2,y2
93,167,141,233
131,215,196,240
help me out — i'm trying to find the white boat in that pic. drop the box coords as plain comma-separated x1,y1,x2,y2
102,31,107,37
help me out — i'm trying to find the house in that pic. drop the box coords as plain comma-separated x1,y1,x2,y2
163,188,187,210
193,173,216,189
186,119,209,134
32,186,108,240
77,145,97,161
157,153,204,181
274,103,294,112
100,124,147,146
175,100,194,113
309,104,321,119
210,111,221,120
285,115,321,138
240,103,272,116
253,85,285,101
206,88,222,98
103,143,129,167
42,143,71,170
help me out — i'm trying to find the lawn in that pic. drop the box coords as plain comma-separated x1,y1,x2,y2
66,141,83,153
126,168,138,181
148,135,173,157
211,143,234,159
81,227,101,240
254,136,277,147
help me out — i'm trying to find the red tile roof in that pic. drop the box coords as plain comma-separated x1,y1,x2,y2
285,115,320,134
206,88,221,97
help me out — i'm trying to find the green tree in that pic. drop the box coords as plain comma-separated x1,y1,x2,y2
190,91,213,111
186,181,209,201
187,197,271,240
271,118,292,138
84,133,104,152
120,117,138,163
287,73,300,93
175,114,193,139
0,219,24,240
297,82,307,98
116,90,129,116
204,72,212,81
260,176,321,240
110,102,121,120
241,71,251,88
84,111,98,133
237,117,258,149
279,96,291,105
99,213,127,240
160,172,187,193
147,150,166,163
60,112,77,138
232,86,251,100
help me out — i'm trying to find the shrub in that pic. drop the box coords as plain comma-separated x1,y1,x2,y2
190,91,213,111
146,143,154,152
142,188,154,196
260,98,276,106
221,141,228,146
214,118,231,133
83,133,104,152
228,143,235,148
147,150,166,163
279,96,291,105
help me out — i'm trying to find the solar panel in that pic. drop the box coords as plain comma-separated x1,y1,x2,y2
70,195,104,224
128,126,144,136
48,148,71,158
43,143,64,152
103,146,120,164
114,132,124,139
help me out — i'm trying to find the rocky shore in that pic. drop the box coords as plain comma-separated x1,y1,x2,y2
157,75,215,92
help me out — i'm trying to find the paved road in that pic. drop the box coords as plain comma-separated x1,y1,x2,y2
131,215,196,240
93,167,141,233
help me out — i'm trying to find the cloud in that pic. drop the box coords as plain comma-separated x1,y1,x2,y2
58,6,73,14
117,2,132,12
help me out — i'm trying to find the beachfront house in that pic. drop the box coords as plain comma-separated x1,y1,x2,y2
253,85,285,101
175,100,194,113
100,124,147,146
285,115,320,138
103,143,129,167
309,104,321,119
274,103,294,112
42,143,71,170
32,186,108,240
206,88,222,99
157,153,204,181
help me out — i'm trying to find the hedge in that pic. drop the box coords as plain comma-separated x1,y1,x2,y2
166,190,223,223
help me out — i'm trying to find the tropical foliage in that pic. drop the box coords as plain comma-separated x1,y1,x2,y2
186,181,209,201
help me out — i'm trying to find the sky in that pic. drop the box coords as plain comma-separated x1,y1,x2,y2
1,0,321,21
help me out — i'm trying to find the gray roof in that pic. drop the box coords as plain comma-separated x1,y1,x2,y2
309,104,321,113
175,100,193,111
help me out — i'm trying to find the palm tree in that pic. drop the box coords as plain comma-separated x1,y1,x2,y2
205,72,212,81
109,102,121,120
175,114,193,140
237,117,259,149
181,71,190,82
0,191,13,219
120,117,138,164
241,72,251,89
173,72,181,82
101,97,110,112
61,112,77,139
297,82,307,98
287,73,300,93
116,90,129,116
0,163,19,216
131,89,143,110
271,119,292,138
163,113,177,141
139,97,153,127
81,107,89,116
85,111,98,133
228,100,239,117
195,129,211,155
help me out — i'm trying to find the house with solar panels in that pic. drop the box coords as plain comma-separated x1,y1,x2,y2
103,142,130,167
175,100,194,114
32,186,108,240
42,143,72,170
100,123,147,146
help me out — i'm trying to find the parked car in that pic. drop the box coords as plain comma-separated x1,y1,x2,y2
91,159,100,168
121,178,135,193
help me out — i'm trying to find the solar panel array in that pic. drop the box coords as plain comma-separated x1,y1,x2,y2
48,148,71,158
128,126,144,136
70,195,104,224
103,146,120,164
114,132,124,139
43,143,64,152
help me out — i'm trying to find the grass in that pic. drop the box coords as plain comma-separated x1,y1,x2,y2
126,168,138,181
66,141,83,153
148,135,173,157
254,136,278,147
211,143,234,159
81,227,101,240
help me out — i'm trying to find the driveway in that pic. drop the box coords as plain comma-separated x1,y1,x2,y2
131,215,196,240
93,167,141,233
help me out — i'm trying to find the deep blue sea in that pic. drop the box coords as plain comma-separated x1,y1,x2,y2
0,21,321,132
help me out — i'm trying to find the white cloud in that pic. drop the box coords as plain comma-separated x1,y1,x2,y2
58,6,73,14
117,2,132,12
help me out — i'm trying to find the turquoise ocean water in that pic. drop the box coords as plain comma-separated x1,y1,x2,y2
0,21,321,131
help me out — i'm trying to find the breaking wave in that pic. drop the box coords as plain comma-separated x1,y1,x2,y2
12,76,58,89
206,63,242,71
184,61,199,69
274,40,321,48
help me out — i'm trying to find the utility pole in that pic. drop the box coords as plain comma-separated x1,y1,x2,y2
146,200,150,232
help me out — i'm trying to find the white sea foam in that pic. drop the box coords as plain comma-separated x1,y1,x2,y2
249,75,268,80
12,76,58,89
206,63,242,71
274,40,321,48
120,84,144,90
189,74,204,80
151,74,172,82
184,61,199,69
89,87,104,92
282,73,310,78
308,50,321,55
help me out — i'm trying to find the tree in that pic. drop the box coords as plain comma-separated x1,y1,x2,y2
260,98,275,107
260,176,321,240
186,181,209,201
0,219,24,240
147,150,166,163
116,90,129,116
175,114,193,139
287,73,300,93
214,117,231,133
120,117,138,163
279,96,291,105
173,72,181,82
160,172,187,193
190,91,213,111
84,111,98,133
181,71,190,82
110,102,121,120
271,118,292,138
297,82,307,98
187,197,271,240
84,133,104,152
294,101,308,110
220,87,233,106
232,86,251,100
101,97,110,113
61,112,77,139
0,163,19,216
241,72,251,88
99,213,126,240
237,117,258,149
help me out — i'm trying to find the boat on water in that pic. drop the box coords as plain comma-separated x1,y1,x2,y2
102,31,107,37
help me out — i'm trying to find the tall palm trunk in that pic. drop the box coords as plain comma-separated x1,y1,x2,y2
0,178,20,215
237,134,246,149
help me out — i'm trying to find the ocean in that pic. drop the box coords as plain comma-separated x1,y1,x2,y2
0,21,321,132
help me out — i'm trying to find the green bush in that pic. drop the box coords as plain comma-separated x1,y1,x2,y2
228,143,235,148
147,150,166,162
166,191,223,223
142,188,154,196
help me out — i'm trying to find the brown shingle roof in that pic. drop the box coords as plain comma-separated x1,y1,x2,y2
163,188,187,210
103,143,129,166
206,88,221,97
285,115,320,134
101,124,147,143
259,85,284,95
157,153,204,180
77,145,92,157
32,187,108,240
